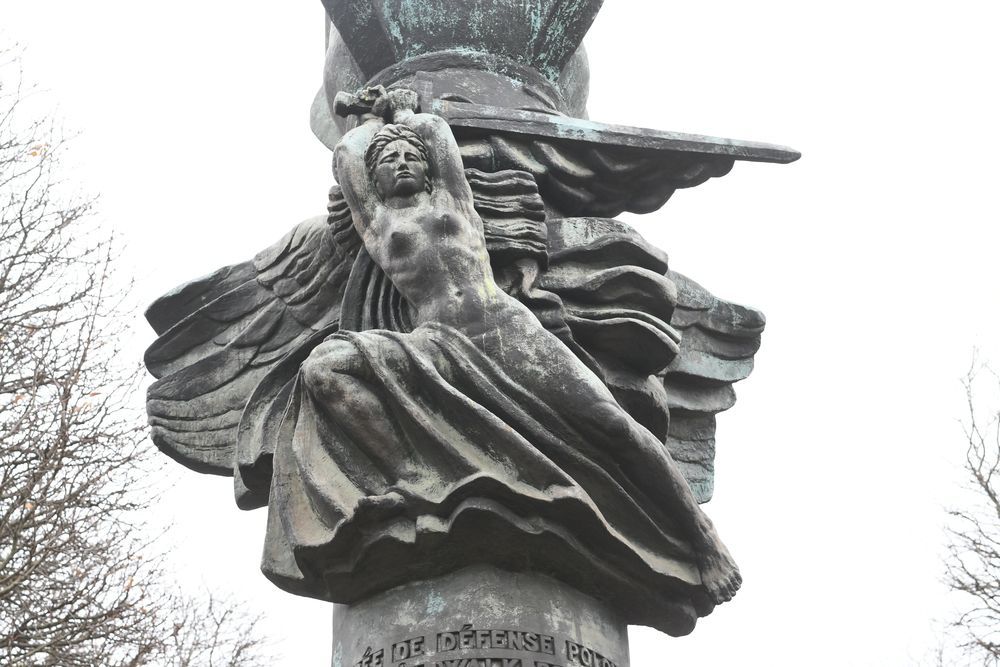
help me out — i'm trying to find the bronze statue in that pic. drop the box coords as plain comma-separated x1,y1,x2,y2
144,0,797,640
298,84,739,602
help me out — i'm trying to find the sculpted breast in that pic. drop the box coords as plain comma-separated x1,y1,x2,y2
377,206,478,267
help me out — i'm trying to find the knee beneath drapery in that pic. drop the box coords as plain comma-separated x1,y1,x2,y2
301,339,361,400
587,399,635,441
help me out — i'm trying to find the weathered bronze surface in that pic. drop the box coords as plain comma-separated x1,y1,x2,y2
144,0,797,641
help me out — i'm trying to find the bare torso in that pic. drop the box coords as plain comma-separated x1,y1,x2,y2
329,97,740,605
365,190,529,338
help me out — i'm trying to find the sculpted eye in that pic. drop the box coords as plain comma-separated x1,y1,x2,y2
404,152,419,162
379,152,398,165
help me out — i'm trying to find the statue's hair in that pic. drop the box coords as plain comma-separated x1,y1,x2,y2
365,124,432,194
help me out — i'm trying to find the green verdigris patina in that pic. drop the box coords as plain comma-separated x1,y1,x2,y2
321,0,602,82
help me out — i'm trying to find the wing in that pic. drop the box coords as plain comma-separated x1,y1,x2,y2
144,188,360,476
663,272,765,502
542,217,765,504
541,218,681,443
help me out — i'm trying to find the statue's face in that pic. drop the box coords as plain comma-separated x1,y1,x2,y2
373,139,427,199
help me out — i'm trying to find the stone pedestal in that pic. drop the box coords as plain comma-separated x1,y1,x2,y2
331,565,629,667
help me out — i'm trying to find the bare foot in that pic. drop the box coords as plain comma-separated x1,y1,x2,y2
698,539,742,604
698,517,743,604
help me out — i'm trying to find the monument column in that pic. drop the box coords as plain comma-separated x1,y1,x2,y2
331,566,628,667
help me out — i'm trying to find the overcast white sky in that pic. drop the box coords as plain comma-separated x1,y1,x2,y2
6,1,1000,665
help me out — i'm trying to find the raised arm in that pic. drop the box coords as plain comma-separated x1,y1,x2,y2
333,115,384,234
403,113,473,203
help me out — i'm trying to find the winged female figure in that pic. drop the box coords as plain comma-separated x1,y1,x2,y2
265,86,742,620
144,83,757,636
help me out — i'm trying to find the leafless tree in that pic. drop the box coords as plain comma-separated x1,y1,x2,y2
944,361,1000,665
0,46,269,666
159,594,271,667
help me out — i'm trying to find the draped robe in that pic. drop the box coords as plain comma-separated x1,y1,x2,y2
144,169,764,636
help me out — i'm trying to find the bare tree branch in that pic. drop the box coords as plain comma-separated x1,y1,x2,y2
943,358,1000,665
0,44,271,667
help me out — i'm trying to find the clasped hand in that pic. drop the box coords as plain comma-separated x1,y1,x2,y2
335,86,419,122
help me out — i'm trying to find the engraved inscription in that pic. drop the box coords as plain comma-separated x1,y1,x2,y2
400,660,523,667
356,646,385,667
393,636,427,662
438,625,555,655
351,625,618,667
564,641,617,667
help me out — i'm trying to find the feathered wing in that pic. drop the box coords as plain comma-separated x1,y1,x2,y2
146,170,557,508
540,218,681,442
663,272,764,502
144,190,359,478
543,218,765,504
146,170,762,509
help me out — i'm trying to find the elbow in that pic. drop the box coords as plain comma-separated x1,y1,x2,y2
332,146,348,174
332,147,361,185
337,132,364,155
407,114,452,147
335,135,368,168
340,120,382,151
404,112,444,131
419,113,448,131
